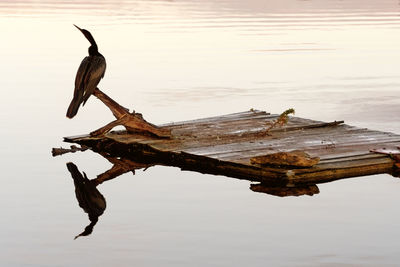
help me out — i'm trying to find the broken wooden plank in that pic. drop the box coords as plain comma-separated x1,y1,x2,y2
250,150,320,167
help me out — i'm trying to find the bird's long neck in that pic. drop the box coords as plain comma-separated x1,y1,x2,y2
88,44,100,56
85,30,100,56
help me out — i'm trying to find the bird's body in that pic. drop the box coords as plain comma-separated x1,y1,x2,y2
66,162,106,239
66,25,106,118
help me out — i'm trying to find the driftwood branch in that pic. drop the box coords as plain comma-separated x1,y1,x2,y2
90,115,130,136
92,88,171,138
52,145,88,157
92,152,153,185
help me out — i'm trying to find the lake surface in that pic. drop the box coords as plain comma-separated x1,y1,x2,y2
1,1,400,266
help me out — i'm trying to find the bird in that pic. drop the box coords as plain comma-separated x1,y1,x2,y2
66,25,106,118
66,162,106,239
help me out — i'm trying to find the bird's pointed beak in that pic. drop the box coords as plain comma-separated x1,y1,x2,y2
73,24,82,32
73,24,97,47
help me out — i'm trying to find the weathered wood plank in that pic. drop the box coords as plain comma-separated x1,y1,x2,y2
176,133,400,159
199,138,400,162
232,142,400,166
161,110,270,127
65,110,400,186
141,125,384,153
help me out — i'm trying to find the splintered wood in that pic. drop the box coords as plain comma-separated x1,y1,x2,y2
65,110,400,186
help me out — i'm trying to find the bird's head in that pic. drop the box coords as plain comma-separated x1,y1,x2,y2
74,24,98,53
74,216,98,240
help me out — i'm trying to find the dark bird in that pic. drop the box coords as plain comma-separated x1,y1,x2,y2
66,25,106,118
66,162,106,239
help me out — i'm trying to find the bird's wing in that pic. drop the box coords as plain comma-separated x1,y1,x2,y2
82,56,106,105
74,56,91,98
66,57,92,118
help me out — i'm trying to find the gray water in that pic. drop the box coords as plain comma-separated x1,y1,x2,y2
1,1,400,266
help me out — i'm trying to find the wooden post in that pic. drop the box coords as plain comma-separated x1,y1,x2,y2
91,88,171,138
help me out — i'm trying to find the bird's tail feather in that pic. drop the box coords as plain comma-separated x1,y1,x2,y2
66,96,82,118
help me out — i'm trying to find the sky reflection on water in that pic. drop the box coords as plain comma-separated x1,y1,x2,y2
1,1,400,266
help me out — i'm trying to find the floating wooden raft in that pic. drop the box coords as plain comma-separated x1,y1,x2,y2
65,110,400,186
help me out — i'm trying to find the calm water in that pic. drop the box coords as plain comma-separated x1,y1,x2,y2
1,1,400,266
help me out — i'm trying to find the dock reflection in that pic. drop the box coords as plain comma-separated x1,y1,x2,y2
250,183,319,197
59,147,320,238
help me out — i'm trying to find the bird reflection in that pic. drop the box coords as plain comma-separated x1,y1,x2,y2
64,154,151,239
66,162,106,239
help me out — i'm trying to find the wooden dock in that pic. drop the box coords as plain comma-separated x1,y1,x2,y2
65,110,400,186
